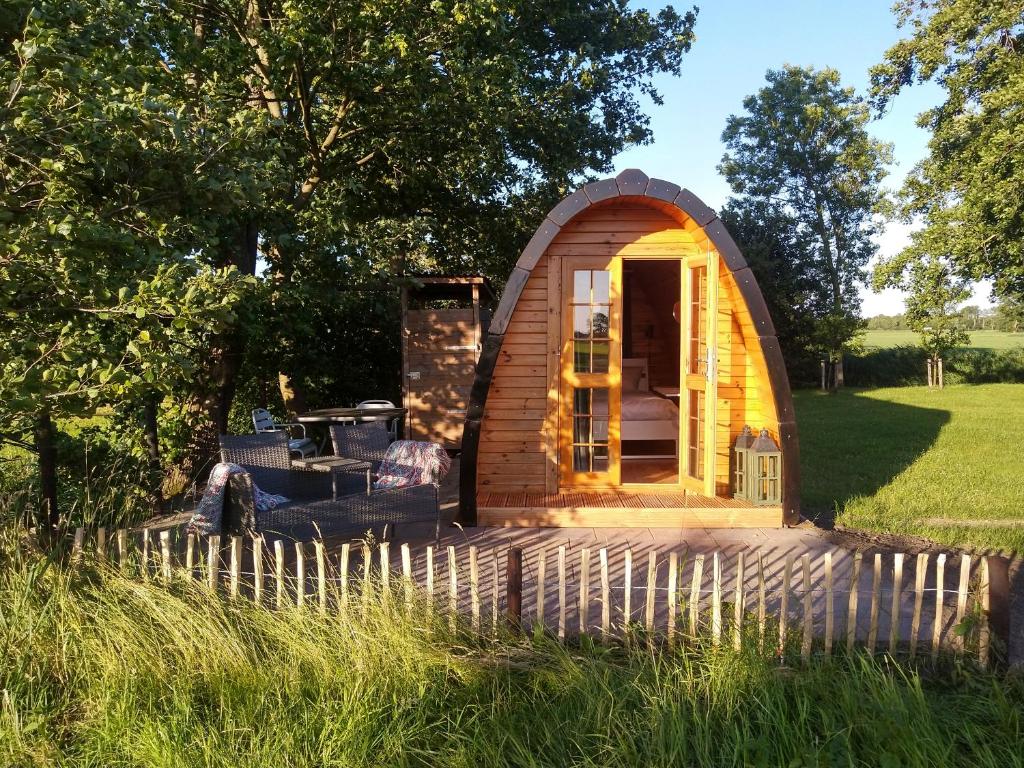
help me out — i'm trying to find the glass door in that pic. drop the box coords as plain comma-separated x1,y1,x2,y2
560,257,621,487
682,251,719,496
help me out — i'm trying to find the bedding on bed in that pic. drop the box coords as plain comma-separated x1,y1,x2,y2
622,391,678,422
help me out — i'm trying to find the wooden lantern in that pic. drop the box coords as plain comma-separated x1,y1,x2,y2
733,425,754,500
749,428,782,506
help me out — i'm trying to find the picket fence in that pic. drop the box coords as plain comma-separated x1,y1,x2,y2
69,526,1013,667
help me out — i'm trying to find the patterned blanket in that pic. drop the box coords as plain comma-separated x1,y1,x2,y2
187,462,290,535
374,441,451,490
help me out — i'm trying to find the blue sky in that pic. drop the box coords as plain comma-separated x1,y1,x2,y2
612,0,994,315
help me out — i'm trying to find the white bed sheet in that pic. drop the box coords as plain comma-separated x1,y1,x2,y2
622,391,678,422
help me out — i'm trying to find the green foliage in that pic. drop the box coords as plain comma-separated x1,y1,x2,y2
845,346,1024,388
2,532,1022,766
871,0,1024,297
876,254,971,359
719,66,891,363
796,385,1024,552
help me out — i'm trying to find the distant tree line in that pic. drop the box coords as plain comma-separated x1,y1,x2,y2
866,301,1024,334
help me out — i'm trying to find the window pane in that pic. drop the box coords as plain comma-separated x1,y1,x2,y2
573,341,591,373
573,416,591,444
591,341,609,373
592,418,608,443
573,446,591,472
592,271,610,304
592,306,610,338
573,387,591,416
688,389,704,480
573,271,590,303
573,306,590,338
593,445,608,473
592,387,608,416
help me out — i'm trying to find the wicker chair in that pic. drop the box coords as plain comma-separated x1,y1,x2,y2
330,422,391,470
218,432,441,543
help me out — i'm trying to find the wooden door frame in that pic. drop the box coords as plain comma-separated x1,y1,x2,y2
558,256,622,488
679,249,719,497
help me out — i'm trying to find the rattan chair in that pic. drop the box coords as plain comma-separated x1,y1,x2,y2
330,422,391,470
218,432,441,543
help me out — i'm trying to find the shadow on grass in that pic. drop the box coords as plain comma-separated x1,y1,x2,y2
794,389,950,528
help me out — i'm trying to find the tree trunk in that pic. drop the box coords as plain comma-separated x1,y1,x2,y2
833,354,844,388
35,406,59,531
278,372,307,416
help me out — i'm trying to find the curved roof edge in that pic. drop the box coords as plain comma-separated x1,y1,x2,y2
459,169,800,525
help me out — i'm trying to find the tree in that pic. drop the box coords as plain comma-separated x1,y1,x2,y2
877,255,970,380
995,293,1024,333
719,198,822,384
870,0,1024,298
154,0,698,415
719,66,891,387
1,0,253,528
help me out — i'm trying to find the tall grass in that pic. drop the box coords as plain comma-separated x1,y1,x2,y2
2,528,1021,767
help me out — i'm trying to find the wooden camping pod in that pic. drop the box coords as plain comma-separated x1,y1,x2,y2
460,170,799,528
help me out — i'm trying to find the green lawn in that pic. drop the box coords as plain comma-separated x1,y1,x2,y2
862,329,1024,350
795,384,1024,553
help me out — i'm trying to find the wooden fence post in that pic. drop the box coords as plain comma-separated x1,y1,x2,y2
185,533,196,576
847,551,862,652
253,536,264,605
141,528,151,579
558,545,567,641
645,551,657,635
623,548,632,631
339,543,350,613
689,553,704,637
867,553,882,653
910,553,928,659
207,534,221,592
757,551,766,652
932,553,945,661
448,545,458,631
955,553,971,654
469,545,480,632
491,550,500,636
711,552,722,646
362,543,372,619
72,527,85,566
401,543,413,616
379,542,390,606
295,542,306,609
159,531,172,582
425,545,435,627
778,555,793,657
823,551,834,658
983,555,1011,668
507,547,523,632
535,549,546,631
889,552,904,655
96,527,106,562
317,540,329,614
275,539,286,610
117,529,128,572
599,548,610,640
801,554,812,661
229,536,242,598
733,551,745,651
577,547,590,635
667,551,678,647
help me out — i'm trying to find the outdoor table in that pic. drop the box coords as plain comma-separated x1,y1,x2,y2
291,455,373,496
296,406,407,453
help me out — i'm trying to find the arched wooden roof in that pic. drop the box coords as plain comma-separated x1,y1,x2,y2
460,169,800,525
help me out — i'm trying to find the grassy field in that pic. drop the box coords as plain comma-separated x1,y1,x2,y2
3,535,1022,768
795,384,1024,553
862,329,1024,350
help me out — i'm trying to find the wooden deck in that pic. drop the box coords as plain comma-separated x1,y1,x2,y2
477,490,783,528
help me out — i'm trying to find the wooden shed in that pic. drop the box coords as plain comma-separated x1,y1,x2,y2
401,277,493,449
460,170,799,528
